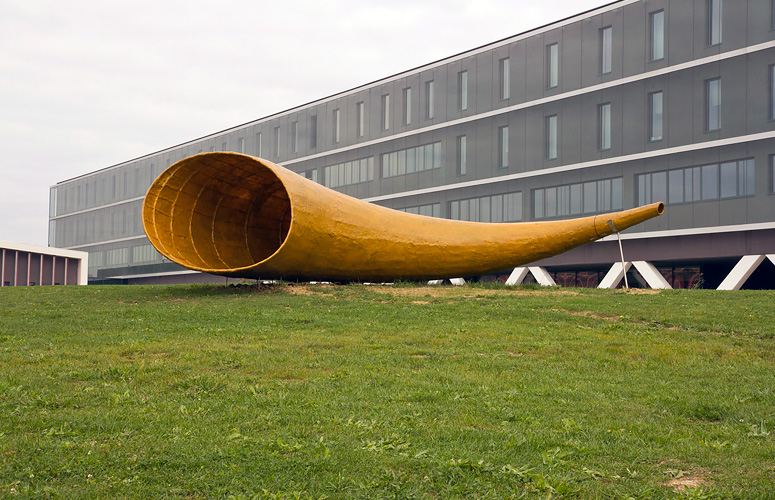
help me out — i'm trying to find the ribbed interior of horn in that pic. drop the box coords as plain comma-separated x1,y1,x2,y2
145,154,291,271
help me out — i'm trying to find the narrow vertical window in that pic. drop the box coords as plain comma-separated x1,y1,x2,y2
273,127,280,158
238,137,245,153
598,103,611,150
770,155,775,193
356,101,365,138
770,65,775,121
458,71,468,111
708,0,722,46
772,0,775,30
546,43,559,88
309,115,317,149
498,126,509,169
456,135,467,175
381,94,390,131
499,58,510,100
333,108,340,143
255,132,262,157
403,87,412,125
291,121,298,153
649,91,663,141
705,78,721,131
650,10,664,61
600,26,612,74
546,115,558,160
425,80,435,120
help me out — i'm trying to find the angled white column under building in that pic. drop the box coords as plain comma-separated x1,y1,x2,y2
598,261,672,290
505,267,557,286
717,255,775,290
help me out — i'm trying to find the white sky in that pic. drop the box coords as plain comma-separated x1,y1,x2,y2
0,0,608,247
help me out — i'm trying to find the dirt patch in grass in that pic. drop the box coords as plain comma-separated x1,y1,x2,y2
665,474,707,492
368,286,579,298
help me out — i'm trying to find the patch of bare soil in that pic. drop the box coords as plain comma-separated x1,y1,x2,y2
284,284,337,296
665,474,707,492
366,286,578,298
620,288,663,295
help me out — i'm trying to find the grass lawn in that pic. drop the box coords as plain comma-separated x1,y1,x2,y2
1,283,774,499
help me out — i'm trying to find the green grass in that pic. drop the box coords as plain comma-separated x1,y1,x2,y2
1,283,774,499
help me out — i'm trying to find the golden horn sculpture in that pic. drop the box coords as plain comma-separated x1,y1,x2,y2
142,152,664,282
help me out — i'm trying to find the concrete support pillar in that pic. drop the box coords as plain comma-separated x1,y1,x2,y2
428,278,466,286
505,267,556,286
598,261,671,289
717,255,775,290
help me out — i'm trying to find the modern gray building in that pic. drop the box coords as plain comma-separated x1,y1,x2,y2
49,0,775,288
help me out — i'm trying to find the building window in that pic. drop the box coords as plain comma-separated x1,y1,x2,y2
302,169,318,183
546,115,558,160
332,108,340,144
533,178,622,220
238,137,245,153
649,91,663,142
708,0,722,46
450,192,523,223
381,94,390,130
498,125,509,168
771,155,775,193
222,141,228,152
458,70,468,111
456,135,467,176
772,0,775,30
600,26,612,74
499,57,510,100
637,158,754,205
309,115,317,149
546,43,559,88
403,87,412,125
255,132,262,157
398,203,441,218
291,121,298,153
770,65,775,121
272,127,280,158
705,78,721,132
598,103,611,150
425,80,435,119
650,10,665,61
324,157,374,189
382,142,442,178
356,101,365,138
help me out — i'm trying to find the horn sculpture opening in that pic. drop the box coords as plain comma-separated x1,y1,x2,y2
143,152,664,282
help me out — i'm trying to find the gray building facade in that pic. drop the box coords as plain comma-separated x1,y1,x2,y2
49,0,775,287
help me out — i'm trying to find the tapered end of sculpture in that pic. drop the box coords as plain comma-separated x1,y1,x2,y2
593,202,665,239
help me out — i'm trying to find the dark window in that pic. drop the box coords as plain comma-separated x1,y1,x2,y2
425,80,435,120
708,0,722,46
598,103,611,150
546,115,558,160
458,71,468,111
650,10,665,61
649,91,663,141
546,43,559,88
705,78,721,131
309,116,317,149
499,58,510,99
498,126,509,168
600,26,612,74
381,94,390,130
403,87,412,125
456,135,467,175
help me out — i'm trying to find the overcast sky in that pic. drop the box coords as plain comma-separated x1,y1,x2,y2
0,0,609,247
